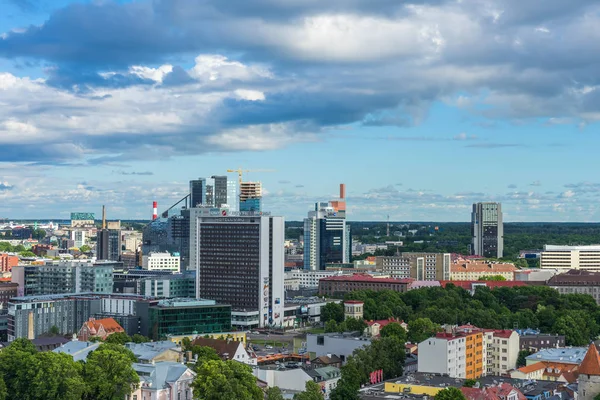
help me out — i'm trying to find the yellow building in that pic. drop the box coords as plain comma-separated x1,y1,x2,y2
384,382,443,396
166,331,247,346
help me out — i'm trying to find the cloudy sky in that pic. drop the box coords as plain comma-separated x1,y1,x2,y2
1,0,600,222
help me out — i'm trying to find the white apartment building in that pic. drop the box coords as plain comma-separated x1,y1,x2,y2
541,245,600,270
418,334,468,378
482,330,519,376
70,230,86,248
142,252,181,272
286,270,346,288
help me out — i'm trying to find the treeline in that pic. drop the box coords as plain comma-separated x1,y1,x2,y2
339,285,600,346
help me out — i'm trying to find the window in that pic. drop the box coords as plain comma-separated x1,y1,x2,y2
317,336,325,346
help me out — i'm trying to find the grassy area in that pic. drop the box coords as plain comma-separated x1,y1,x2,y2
306,327,325,334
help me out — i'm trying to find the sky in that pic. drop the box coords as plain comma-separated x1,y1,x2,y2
1,0,600,222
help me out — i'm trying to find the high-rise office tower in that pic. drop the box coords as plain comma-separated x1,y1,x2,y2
189,207,284,328
205,184,214,206
239,181,262,212
471,202,503,258
97,206,122,261
211,176,229,208
189,178,207,208
303,184,351,271
227,180,239,212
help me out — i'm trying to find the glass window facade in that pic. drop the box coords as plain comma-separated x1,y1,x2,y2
148,304,231,340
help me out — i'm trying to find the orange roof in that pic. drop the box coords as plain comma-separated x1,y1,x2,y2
518,362,547,374
84,318,124,335
579,345,600,375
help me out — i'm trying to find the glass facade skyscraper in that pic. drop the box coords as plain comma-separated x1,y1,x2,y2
189,178,207,207
471,202,504,258
211,175,229,208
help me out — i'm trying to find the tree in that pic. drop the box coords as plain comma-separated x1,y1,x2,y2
321,303,345,323
517,350,531,367
380,322,408,341
330,357,362,400
103,332,132,345
8,338,38,354
48,325,60,336
345,318,367,333
407,318,440,343
31,352,86,400
435,387,467,400
0,375,6,400
266,387,285,400
182,337,192,351
131,334,150,343
294,380,324,400
193,359,263,400
191,346,221,370
82,345,139,400
19,250,36,258
325,320,339,333
478,275,507,281
463,379,477,388
80,245,91,253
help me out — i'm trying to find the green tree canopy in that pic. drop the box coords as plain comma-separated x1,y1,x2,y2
103,332,132,345
380,322,408,340
79,245,91,253
293,381,324,400
407,318,440,343
321,303,345,323
517,350,532,368
478,275,507,281
131,334,151,344
0,374,6,400
266,387,285,400
82,345,139,400
193,359,263,400
345,318,368,333
463,379,477,388
325,320,339,333
435,387,467,400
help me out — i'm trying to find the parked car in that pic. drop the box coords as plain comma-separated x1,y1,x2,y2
265,345,273,349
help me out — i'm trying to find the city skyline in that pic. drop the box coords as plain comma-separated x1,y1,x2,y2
2,1,600,221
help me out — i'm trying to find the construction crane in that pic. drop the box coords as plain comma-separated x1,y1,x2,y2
226,168,275,185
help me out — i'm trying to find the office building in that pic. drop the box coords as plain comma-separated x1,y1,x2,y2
211,175,229,208
450,260,517,281
471,202,503,258
190,178,207,207
142,210,190,270
139,274,196,298
227,180,238,212
0,253,18,273
303,184,351,271
71,230,86,248
548,269,600,304
205,184,214,206
97,206,122,261
541,245,600,270
11,259,117,296
318,274,411,297
285,270,347,289
239,181,262,212
148,298,231,340
190,207,284,327
142,252,181,273
376,253,451,280
70,212,95,228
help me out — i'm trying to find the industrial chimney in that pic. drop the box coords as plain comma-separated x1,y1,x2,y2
340,183,346,199
102,205,106,229
152,201,158,220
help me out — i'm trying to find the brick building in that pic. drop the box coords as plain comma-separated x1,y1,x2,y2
0,282,18,308
318,274,411,297
0,253,18,273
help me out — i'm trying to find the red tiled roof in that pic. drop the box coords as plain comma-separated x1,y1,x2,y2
321,274,413,284
344,300,364,304
440,281,527,289
461,383,526,400
579,345,600,375
489,329,514,338
84,318,124,335
366,318,404,328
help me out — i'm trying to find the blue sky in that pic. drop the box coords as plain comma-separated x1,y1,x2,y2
1,0,600,221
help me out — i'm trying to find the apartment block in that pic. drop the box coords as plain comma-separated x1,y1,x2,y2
541,245,600,270
547,269,600,304
318,274,411,297
451,260,517,281
376,253,451,281
418,330,484,379
0,253,18,273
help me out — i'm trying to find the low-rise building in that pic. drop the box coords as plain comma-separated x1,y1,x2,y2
510,361,579,383
517,329,565,352
77,317,124,341
306,332,371,363
318,274,411,297
286,270,347,289
440,280,527,294
124,341,182,364
191,337,254,365
142,252,181,273
254,365,341,400
364,318,406,337
548,269,600,304
525,347,588,366
0,282,18,309
130,362,195,400
451,260,517,281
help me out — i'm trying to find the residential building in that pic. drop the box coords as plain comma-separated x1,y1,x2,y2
418,329,484,379
541,245,600,270
11,259,117,295
205,184,214,206
451,260,517,281
139,273,196,298
77,317,124,341
364,318,406,338
306,366,342,399
0,253,18,273
142,251,181,272
129,362,196,400
461,383,527,400
471,202,504,258
148,298,231,341
311,354,342,369
376,252,451,280
482,329,520,375
303,184,350,271
189,207,284,328
518,330,565,351
191,337,253,364
510,361,579,383
318,274,411,297
0,282,17,309
307,332,371,363
548,269,600,304
239,181,262,211
124,341,182,364
525,347,588,366
190,178,207,207
70,230,86,248
53,341,101,361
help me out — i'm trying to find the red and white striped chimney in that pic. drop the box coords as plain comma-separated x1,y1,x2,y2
152,201,158,220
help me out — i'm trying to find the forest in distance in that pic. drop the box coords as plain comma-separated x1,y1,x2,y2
285,222,600,260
